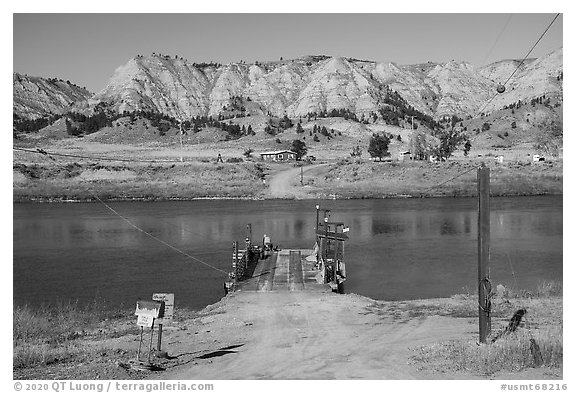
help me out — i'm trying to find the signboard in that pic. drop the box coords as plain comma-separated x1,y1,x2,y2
152,293,174,324
137,314,155,328
135,300,164,318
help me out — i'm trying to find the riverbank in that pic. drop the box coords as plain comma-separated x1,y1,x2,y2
12,157,562,202
13,282,562,380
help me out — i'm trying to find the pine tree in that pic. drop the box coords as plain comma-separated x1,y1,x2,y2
296,122,304,134
291,139,308,160
464,140,472,157
368,133,391,161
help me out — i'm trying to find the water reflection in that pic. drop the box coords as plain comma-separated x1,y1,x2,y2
371,218,405,235
13,196,562,309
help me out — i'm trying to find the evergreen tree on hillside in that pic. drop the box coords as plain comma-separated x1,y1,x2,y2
368,133,391,161
463,140,472,157
296,122,304,134
291,139,308,160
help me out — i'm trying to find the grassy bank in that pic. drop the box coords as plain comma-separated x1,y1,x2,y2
13,158,562,202
409,281,563,377
305,159,562,199
13,160,266,201
13,299,133,372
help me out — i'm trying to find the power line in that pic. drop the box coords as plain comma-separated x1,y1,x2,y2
482,14,513,66
475,13,560,117
13,146,177,164
502,13,560,87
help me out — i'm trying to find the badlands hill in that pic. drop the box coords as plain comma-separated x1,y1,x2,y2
85,48,562,121
13,73,93,120
14,48,562,124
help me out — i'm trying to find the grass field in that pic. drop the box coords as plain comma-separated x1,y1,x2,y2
13,120,563,202
300,158,562,199
13,150,562,201
13,159,267,201
410,281,563,377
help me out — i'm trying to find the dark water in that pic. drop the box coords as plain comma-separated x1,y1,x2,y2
13,196,562,310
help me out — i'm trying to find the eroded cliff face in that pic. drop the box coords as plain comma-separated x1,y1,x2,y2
92,48,562,120
15,48,562,122
92,56,212,119
478,48,563,111
13,73,93,119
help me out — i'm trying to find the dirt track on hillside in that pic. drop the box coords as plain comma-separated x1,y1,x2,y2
266,164,328,199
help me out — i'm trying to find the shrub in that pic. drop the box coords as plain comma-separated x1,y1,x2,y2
13,300,128,368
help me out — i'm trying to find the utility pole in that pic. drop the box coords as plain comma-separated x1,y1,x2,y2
179,120,184,162
477,164,491,343
300,166,304,185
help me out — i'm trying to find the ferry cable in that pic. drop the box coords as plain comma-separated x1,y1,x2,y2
94,196,229,275
25,147,229,276
15,145,229,245
481,14,513,66
475,13,560,117
419,164,482,197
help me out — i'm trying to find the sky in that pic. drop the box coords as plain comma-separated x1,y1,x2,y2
13,13,563,94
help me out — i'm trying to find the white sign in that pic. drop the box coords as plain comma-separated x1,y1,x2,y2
137,314,155,328
153,293,175,324
135,300,163,318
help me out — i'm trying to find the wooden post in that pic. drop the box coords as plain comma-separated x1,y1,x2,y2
477,164,491,343
233,241,238,285
137,326,144,361
324,212,330,283
157,323,163,352
300,166,304,185
148,325,154,363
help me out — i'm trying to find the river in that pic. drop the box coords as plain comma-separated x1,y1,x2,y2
13,196,562,310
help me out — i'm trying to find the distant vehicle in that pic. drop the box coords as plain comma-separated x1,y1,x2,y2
307,155,317,162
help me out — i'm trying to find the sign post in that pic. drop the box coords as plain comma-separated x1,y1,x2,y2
134,300,164,365
152,293,174,358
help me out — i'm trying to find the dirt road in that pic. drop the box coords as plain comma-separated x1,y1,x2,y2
265,164,328,199
149,249,474,379
151,290,476,379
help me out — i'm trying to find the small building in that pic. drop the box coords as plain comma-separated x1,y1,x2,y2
260,150,296,161
398,151,411,161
